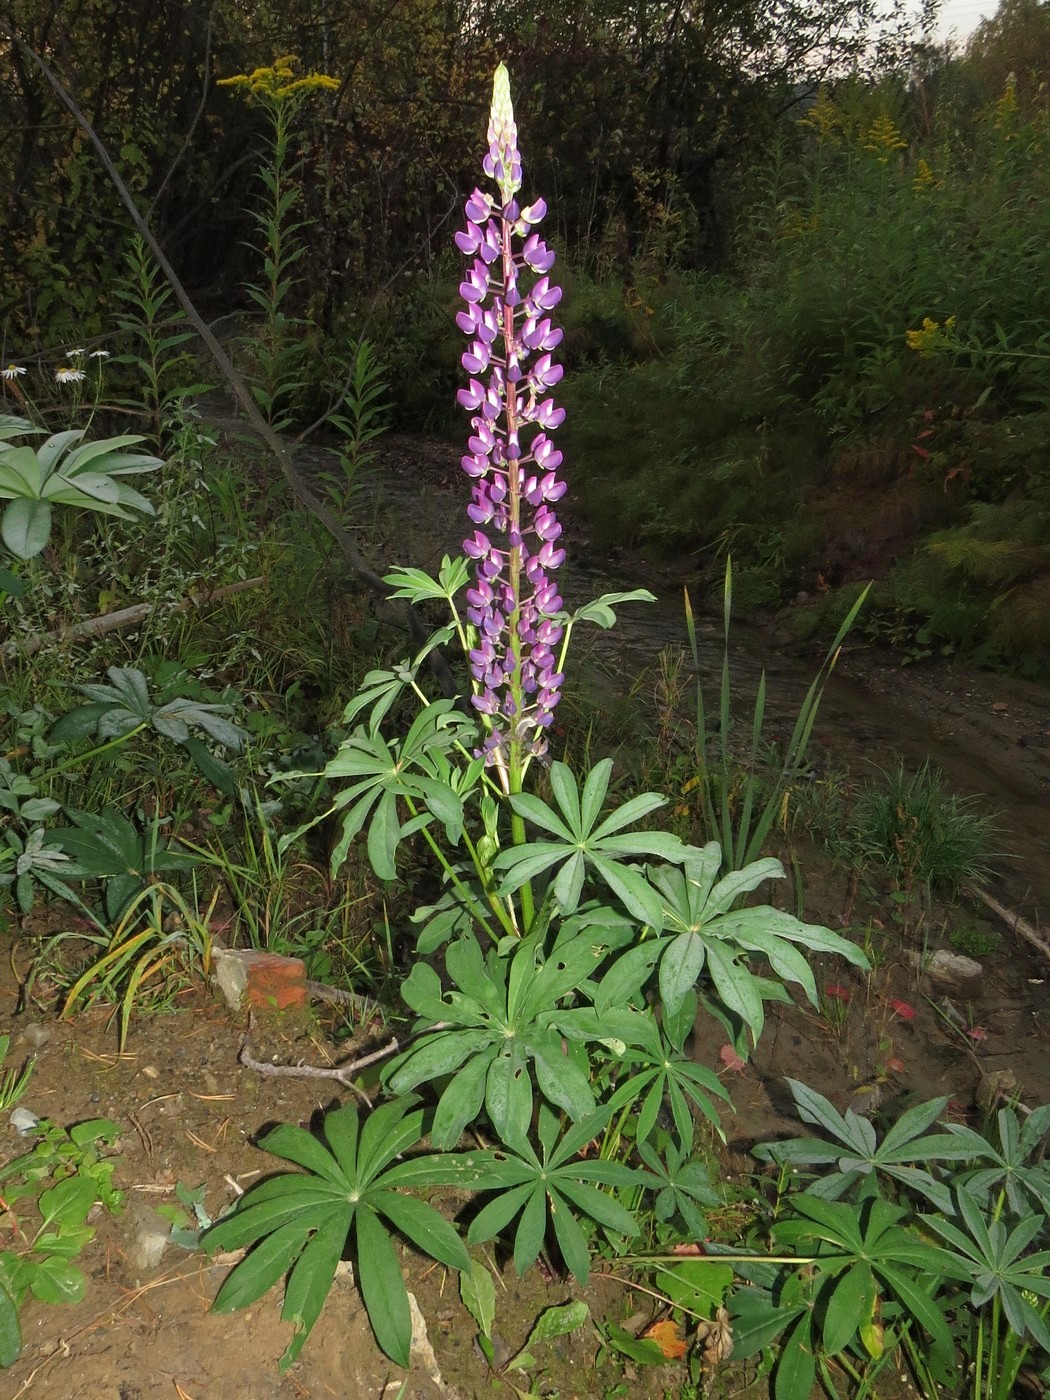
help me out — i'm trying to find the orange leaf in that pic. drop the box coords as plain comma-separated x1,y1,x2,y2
644,1319,688,1360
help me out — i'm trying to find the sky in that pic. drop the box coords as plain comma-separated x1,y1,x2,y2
932,0,996,43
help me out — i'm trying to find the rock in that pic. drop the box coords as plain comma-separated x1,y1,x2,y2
125,1202,171,1272
9,1107,40,1135
408,1291,446,1390
976,1068,1019,1114
912,949,984,997
21,1023,51,1049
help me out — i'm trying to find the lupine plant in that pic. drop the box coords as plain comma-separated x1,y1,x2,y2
206,64,867,1370
733,1080,1050,1400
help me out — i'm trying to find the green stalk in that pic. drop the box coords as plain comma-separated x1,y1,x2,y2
987,1294,1000,1400
399,794,511,944
974,1302,985,1400
39,720,149,780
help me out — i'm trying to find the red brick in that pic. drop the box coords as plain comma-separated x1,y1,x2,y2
213,948,307,1011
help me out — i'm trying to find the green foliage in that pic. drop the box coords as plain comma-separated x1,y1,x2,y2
0,1117,123,1369
465,1105,643,1283
0,1035,33,1114
0,418,161,560
203,1099,480,1369
113,235,209,439
47,807,198,921
220,58,338,429
459,1259,497,1365
56,882,217,1049
740,1081,1050,1399
847,759,997,892
752,1078,975,1211
320,339,392,509
52,664,245,793
502,1298,591,1376
683,565,868,875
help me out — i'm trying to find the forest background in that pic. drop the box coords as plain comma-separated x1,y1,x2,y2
2,0,1050,677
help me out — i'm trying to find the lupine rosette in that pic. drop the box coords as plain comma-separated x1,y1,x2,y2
456,65,567,779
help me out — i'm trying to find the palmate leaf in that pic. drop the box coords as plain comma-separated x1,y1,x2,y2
771,1194,960,1364
466,1106,642,1282
651,846,868,1031
301,703,469,879
754,1081,973,1212
388,930,608,1147
205,1100,474,1370
497,759,687,923
941,1104,1050,1215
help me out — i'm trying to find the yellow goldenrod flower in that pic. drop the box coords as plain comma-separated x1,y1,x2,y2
994,73,1017,135
905,316,956,354
862,113,908,163
219,54,338,104
798,88,841,142
776,207,820,240
912,158,941,192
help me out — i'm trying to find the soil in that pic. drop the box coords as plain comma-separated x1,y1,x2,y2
0,430,1047,1399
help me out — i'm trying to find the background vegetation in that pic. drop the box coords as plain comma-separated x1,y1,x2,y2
3,0,1049,675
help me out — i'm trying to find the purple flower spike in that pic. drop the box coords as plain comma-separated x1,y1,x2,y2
457,64,567,778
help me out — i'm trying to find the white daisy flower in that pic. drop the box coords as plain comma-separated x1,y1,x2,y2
1,364,27,380
89,349,110,359
68,347,86,358
55,366,86,384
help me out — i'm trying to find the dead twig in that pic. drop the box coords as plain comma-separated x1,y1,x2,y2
2,576,265,660
237,1032,402,1105
966,883,1050,965
305,980,376,1015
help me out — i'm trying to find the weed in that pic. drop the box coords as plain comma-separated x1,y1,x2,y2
848,759,997,895
0,1116,123,1368
949,919,1000,958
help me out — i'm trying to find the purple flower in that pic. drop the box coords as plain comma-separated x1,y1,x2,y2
455,73,567,781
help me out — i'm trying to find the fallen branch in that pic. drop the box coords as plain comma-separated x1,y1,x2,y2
965,883,1050,965
238,1032,400,1093
238,1017,453,1102
2,576,265,659
305,979,375,1015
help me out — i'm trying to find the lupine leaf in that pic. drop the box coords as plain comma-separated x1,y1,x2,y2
355,1205,411,1368
256,1123,349,1188
280,1214,350,1369
211,1213,328,1314
371,1190,470,1273
512,1184,548,1276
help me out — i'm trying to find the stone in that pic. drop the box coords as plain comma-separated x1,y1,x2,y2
923,949,984,996
908,948,984,997
125,1202,171,1272
211,948,307,1011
